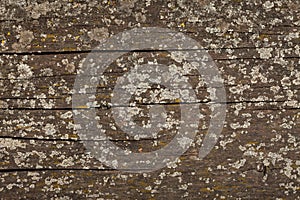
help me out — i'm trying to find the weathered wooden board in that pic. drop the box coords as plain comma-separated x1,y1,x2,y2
0,0,299,199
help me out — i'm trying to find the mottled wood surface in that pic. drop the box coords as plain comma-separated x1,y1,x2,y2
0,0,299,199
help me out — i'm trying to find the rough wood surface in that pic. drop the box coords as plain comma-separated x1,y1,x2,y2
0,0,299,199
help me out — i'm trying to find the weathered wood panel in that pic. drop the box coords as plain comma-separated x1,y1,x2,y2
0,0,299,199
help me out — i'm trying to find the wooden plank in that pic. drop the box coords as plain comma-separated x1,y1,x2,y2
0,0,299,199
0,1,300,53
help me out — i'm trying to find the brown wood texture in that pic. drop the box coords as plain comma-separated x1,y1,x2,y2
0,0,300,199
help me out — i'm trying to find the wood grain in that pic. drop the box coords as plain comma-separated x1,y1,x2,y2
0,0,299,199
